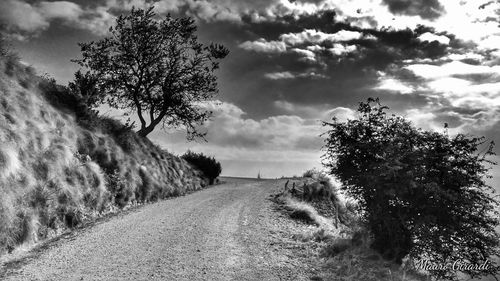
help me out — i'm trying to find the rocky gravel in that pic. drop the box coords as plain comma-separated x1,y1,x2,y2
0,178,318,281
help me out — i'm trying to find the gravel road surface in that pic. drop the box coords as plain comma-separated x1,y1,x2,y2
1,178,314,281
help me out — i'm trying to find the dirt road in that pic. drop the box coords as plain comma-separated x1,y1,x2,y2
1,178,314,281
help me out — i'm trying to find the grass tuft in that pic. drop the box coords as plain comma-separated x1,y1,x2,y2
273,174,428,281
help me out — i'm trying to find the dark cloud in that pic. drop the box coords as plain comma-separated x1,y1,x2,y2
212,20,455,119
241,9,379,45
382,0,445,20
241,10,453,72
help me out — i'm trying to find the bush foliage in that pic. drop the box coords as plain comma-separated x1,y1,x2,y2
182,151,221,185
322,98,500,280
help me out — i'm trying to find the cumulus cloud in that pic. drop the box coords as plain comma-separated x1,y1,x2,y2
265,71,327,80
329,44,357,55
382,59,500,134
185,0,242,22
0,0,231,37
38,1,83,20
323,107,356,123
122,100,321,153
0,0,49,34
382,0,445,20
291,48,317,62
239,39,287,53
280,29,363,45
445,52,484,62
105,0,337,24
274,100,337,121
149,100,350,176
405,61,500,79
404,105,500,136
375,77,415,94
0,0,115,37
197,101,324,150
417,32,449,45
239,29,364,56
265,72,296,79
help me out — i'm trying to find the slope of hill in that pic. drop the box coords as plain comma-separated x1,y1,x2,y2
0,53,208,255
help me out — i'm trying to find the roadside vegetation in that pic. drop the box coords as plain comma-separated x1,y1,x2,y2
323,98,499,280
0,8,225,256
182,151,222,185
274,98,499,281
273,170,426,280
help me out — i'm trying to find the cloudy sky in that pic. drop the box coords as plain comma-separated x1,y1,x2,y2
2,0,500,182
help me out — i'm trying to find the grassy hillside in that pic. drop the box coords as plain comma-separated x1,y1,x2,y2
0,52,208,255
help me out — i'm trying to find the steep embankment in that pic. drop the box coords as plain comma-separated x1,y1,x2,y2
0,54,208,255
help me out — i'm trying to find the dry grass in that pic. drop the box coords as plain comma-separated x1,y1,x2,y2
274,174,428,281
281,196,336,230
0,54,209,255
318,233,428,281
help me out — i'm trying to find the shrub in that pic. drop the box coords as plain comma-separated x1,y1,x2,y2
322,98,500,280
303,168,319,178
181,150,221,185
0,34,7,57
38,76,98,128
106,169,133,208
4,53,18,77
67,70,100,109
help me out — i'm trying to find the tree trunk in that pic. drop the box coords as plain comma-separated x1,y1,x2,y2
136,112,166,137
137,126,155,137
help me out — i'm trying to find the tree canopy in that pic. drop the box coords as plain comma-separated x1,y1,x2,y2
322,98,500,280
73,7,228,138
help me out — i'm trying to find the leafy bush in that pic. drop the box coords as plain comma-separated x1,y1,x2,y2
298,169,339,203
322,98,500,280
303,168,318,178
0,34,6,57
181,151,221,184
67,70,100,109
38,76,98,125
39,75,136,152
